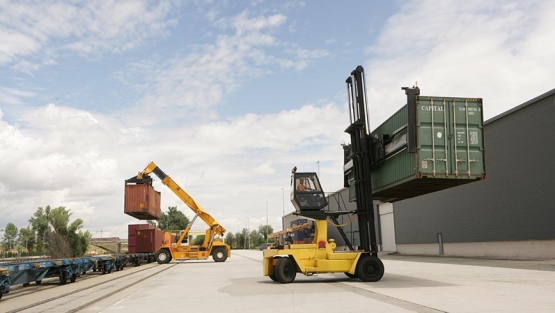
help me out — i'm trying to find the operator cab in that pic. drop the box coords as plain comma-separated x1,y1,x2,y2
290,172,328,220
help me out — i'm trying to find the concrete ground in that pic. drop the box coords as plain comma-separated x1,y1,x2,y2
82,250,555,313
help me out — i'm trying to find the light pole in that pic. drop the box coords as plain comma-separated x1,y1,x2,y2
281,187,285,230
246,217,249,250
0,228,4,259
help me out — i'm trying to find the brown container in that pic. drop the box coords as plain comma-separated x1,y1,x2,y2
135,228,164,253
124,184,162,220
127,223,155,253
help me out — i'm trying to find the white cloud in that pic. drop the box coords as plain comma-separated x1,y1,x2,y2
363,0,555,126
0,100,348,237
0,0,179,67
0,86,36,106
114,10,328,122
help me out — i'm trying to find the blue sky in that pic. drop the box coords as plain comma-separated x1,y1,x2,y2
1,0,554,238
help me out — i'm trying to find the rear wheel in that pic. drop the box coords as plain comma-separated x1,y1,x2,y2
70,274,77,283
155,249,172,264
35,280,42,285
269,272,278,281
212,247,227,262
23,282,30,287
275,258,296,284
355,256,384,282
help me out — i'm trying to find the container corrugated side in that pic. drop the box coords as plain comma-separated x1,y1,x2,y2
124,185,162,220
135,228,164,253
369,96,485,202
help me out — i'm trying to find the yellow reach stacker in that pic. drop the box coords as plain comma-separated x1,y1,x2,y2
126,162,230,264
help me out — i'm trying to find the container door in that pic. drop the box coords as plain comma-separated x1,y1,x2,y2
448,98,485,178
417,97,449,177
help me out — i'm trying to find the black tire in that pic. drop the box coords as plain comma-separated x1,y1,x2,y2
274,258,296,284
107,266,112,274
345,272,357,279
269,272,278,281
0,290,3,300
36,280,42,285
23,282,30,287
102,266,107,275
155,249,172,264
70,274,77,283
212,247,227,262
355,256,385,282
59,271,68,285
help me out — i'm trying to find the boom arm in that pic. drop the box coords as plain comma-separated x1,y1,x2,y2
131,161,226,236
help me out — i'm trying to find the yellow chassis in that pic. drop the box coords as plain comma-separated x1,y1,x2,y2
262,220,384,283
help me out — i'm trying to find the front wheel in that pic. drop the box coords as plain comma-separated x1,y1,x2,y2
70,274,77,283
355,256,385,282
59,271,68,285
275,258,296,284
212,247,228,262
155,249,172,264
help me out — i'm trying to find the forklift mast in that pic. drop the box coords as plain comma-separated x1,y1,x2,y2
344,66,378,255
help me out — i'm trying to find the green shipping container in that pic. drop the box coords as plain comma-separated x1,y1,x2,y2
354,96,485,202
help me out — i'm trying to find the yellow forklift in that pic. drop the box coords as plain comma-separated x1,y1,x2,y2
262,67,386,283
126,162,230,264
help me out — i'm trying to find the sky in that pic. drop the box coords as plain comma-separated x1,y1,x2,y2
1,0,554,239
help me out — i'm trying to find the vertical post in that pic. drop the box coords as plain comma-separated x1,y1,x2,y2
281,188,285,230
266,202,269,245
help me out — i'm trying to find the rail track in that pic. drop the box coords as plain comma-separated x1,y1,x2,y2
2,262,176,313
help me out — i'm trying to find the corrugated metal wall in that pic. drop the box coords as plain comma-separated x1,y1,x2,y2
393,89,555,244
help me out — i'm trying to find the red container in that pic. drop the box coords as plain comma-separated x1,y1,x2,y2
135,228,164,253
127,224,155,253
124,185,161,220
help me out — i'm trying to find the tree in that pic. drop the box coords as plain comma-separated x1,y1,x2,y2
225,232,235,248
29,206,91,258
258,225,274,241
235,228,248,249
2,223,18,252
249,229,262,249
18,227,36,253
193,235,205,245
28,206,51,254
155,206,190,231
